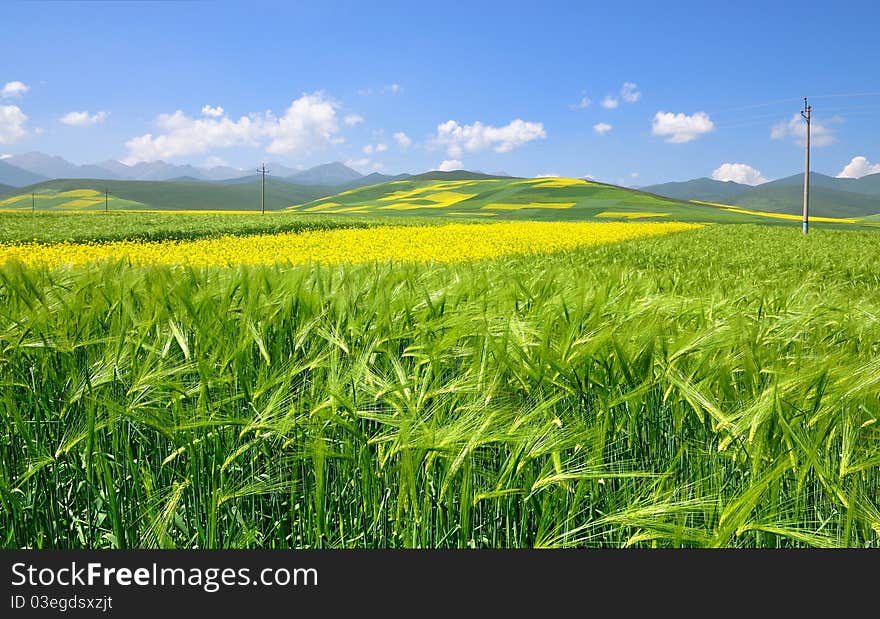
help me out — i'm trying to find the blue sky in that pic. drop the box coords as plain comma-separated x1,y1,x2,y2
1,0,879,185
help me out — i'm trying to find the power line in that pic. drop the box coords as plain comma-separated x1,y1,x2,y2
714,92,880,114
713,97,802,114
808,104,880,114
809,92,880,100
258,164,269,214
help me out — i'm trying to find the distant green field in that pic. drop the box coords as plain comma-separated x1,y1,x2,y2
2,174,875,229
289,176,825,224
0,210,455,245
0,178,332,212
0,187,149,210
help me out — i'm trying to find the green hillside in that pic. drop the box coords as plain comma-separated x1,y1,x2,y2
3,173,876,225
644,173,880,218
289,175,791,224
641,177,751,204
0,183,13,196
407,170,516,182
763,172,880,197
736,185,880,218
0,178,333,212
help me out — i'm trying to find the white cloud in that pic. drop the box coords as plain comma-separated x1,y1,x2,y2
359,84,402,97
535,173,560,178
205,155,230,168
393,131,411,149
600,96,619,109
711,162,768,185
437,159,463,171
0,105,27,143
651,111,715,143
569,96,591,110
1,81,29,99
201,105,224,118
362,143,387,154
125,111,262,163
837,156,880,179
630,172,640,178
123,92,342,163
583,173,598,181
264,93,342,154
433,118,546,158
593,122,613,136
620,82,641,103
771,113,836,147
344,113,364,126
347,157,384,173
60,110,108,127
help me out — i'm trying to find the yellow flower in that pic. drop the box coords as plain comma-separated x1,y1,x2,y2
0,221,701,268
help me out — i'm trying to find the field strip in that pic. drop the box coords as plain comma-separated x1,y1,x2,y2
596,211,670,219
0,207,264,215
481,202,576,210
689,200,859,224
0,221,701,267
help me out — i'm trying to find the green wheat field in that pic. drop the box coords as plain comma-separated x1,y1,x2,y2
1,209,878,549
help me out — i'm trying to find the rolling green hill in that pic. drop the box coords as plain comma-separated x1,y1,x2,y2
406,170,516,182
640,177,751,204
2,173,874,226
643,172,880,218
735,185,880,218
0,183,13,196
0,178,334,211
288,174,790,224
763,172,880,196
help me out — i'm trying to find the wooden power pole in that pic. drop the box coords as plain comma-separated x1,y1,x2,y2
258,164,269,214
105,188,111,214
801,97,811,235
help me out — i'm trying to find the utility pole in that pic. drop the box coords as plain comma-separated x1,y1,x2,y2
105,188,111,214
801,97,811,235
258,164,269,214
31,191,35,214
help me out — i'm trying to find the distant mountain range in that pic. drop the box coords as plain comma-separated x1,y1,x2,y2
0,159,49,186
0,152,402,187
642,172,880,218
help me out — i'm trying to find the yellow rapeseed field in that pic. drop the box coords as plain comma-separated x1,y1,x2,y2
596,211,670,219
56,189,102,198
526,177,595,188
482,203,576,210
56,198,104,209
0,221,701,268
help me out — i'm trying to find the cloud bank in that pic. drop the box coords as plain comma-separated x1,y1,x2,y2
124,92,343,163
433,118,546,158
